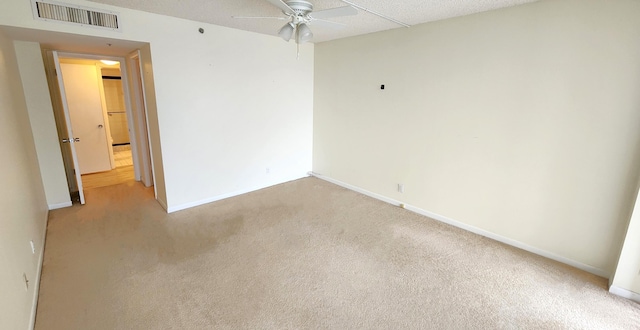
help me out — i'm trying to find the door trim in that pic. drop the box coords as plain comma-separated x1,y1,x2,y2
127,50,154,189
47,50,155,202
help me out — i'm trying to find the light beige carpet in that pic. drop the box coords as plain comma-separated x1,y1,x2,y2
36,177,640,329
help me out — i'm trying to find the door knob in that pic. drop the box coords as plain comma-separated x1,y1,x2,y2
98,124,104,128
73,138,80,142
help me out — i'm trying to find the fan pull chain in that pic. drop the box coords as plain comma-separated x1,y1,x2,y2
297,42,300,59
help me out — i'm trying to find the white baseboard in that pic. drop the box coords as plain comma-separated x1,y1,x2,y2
156,198,168,211
609,285,640,303
48,201,72,210
166,174,309,213
310,172,609,279
29,210,49,329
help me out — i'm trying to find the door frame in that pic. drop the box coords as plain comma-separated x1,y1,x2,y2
127,50,154,188
47,50,154,202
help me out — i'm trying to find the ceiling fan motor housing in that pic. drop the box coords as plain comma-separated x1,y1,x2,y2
285,0,313,15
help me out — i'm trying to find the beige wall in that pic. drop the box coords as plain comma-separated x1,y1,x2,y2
0,31,49,330
313,0,640,276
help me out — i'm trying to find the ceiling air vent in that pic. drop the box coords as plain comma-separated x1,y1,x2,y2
32,0,120,30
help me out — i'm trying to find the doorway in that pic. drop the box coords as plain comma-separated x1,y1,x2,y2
75,61,135,189
43,50,153,203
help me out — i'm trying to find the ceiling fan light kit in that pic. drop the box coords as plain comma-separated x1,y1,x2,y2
296,23,313,43
278,22,295,41
270,0,327,45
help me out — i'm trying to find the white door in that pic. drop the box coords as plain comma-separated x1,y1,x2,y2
52,52,85,204
59,63,113,175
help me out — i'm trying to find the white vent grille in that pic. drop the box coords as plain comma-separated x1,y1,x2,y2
32,1,119,30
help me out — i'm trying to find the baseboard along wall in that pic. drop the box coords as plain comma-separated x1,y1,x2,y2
309,172,609,279
29,210,49,330
48,201,72,210
609,286,640,303
156,198,168,212
166,174,310,213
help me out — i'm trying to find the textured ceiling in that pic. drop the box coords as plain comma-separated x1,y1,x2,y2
88,0,539,43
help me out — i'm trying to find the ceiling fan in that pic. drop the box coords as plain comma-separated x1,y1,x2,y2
234,0,358,44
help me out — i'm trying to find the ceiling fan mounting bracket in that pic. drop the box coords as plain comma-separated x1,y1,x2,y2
282,0,314,25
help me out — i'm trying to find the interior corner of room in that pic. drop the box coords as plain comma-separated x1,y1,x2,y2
2,0,640,328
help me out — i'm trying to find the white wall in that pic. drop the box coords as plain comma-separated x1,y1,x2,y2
0,0,314,211
313,0,640,276
14,41,71,209
147,18,313,211
0,31,49,330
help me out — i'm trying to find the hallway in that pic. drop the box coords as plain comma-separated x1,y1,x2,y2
81,145,134,189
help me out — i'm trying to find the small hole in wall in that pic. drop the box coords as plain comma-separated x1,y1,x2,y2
199,28,204,34
380,84,385,90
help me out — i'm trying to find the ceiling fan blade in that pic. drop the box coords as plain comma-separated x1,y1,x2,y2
309,5,357,19
232,16,287,20
339,0,410,27
310,19,347,29
264,0,296,15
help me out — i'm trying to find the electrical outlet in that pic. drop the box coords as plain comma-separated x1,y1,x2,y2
30,240,35,254
398,183,404,193
23,273,29,291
